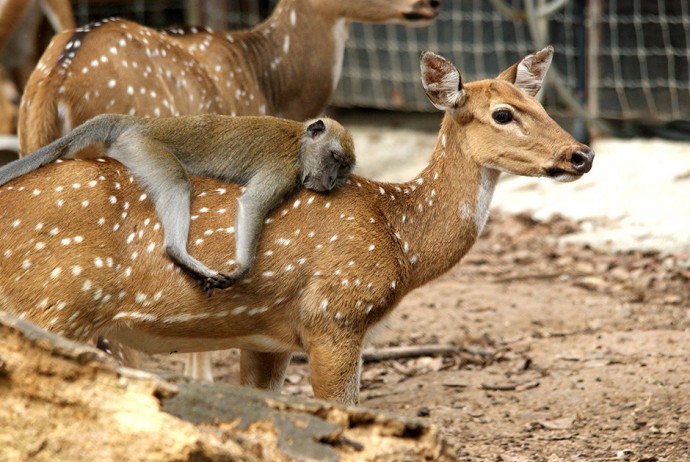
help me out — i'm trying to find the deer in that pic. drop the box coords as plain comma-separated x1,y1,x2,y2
18,0,441,155
0,47,594,404
16,0,441,379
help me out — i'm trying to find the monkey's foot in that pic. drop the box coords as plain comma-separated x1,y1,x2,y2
202,269,246,295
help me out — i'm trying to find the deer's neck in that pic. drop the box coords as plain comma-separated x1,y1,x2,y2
232,0,347,119
380,115,501,291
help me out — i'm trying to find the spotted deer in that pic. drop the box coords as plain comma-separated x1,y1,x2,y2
0,48,593,404
17,0,440,379
18,0,440,154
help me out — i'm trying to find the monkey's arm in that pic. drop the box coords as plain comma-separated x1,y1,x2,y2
208,170,298,290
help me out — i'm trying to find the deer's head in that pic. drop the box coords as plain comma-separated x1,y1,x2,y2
421,46,594,182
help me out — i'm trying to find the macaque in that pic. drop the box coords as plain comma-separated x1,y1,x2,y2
0,114,355,291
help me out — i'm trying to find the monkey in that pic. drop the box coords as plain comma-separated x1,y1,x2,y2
0,113,355,292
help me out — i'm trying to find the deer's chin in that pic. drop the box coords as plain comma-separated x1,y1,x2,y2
544,167,583,183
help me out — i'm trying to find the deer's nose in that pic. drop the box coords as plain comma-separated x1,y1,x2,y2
428,0,442,11
571,149,594,174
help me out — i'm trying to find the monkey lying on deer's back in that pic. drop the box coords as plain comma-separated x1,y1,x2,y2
0,114,355,292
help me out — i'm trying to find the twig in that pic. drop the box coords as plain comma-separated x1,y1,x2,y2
292,344,462,364
481,382,518,391
490,271,593,283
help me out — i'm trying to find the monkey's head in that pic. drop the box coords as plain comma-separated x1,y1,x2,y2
300,118,356,192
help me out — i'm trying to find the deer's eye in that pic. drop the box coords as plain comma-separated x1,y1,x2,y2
492,109,513,124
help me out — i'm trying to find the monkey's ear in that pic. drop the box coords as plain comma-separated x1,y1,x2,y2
306,119,326,139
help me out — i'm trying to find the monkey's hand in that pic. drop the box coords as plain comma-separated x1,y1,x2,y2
203,267,249,295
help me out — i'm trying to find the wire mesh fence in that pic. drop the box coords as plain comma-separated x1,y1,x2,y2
332,0,572,112
71,0,187,28
592,0,690,121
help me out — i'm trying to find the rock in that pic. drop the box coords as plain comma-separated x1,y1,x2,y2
0,311,243,462
574,276,608,291
0,311,451,461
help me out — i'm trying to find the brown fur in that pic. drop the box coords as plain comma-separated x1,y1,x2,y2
0,50,592,404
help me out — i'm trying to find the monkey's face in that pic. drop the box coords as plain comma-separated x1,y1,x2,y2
301,118,356,192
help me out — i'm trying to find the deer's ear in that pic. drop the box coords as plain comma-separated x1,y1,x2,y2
497,46,554,97
420,51,466,111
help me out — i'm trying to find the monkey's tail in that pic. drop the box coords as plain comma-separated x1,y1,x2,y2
0,114,126,187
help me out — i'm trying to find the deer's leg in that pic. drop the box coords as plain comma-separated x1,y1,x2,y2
306,335,363,405
183,352,214,382
240,350,293,393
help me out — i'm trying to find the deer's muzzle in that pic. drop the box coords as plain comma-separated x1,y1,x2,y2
570,148,595,174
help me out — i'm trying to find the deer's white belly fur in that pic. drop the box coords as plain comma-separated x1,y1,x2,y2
108,327,295,355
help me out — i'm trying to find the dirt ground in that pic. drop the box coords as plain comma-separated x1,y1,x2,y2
143,212,690,462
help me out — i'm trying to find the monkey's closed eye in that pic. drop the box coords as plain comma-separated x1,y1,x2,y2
331,150,345,162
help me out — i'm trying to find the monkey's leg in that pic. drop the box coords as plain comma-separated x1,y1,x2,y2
208,172,294,290
109,136,225,285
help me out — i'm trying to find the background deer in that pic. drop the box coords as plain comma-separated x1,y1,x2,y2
0,47,593,404
18,0,440,155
